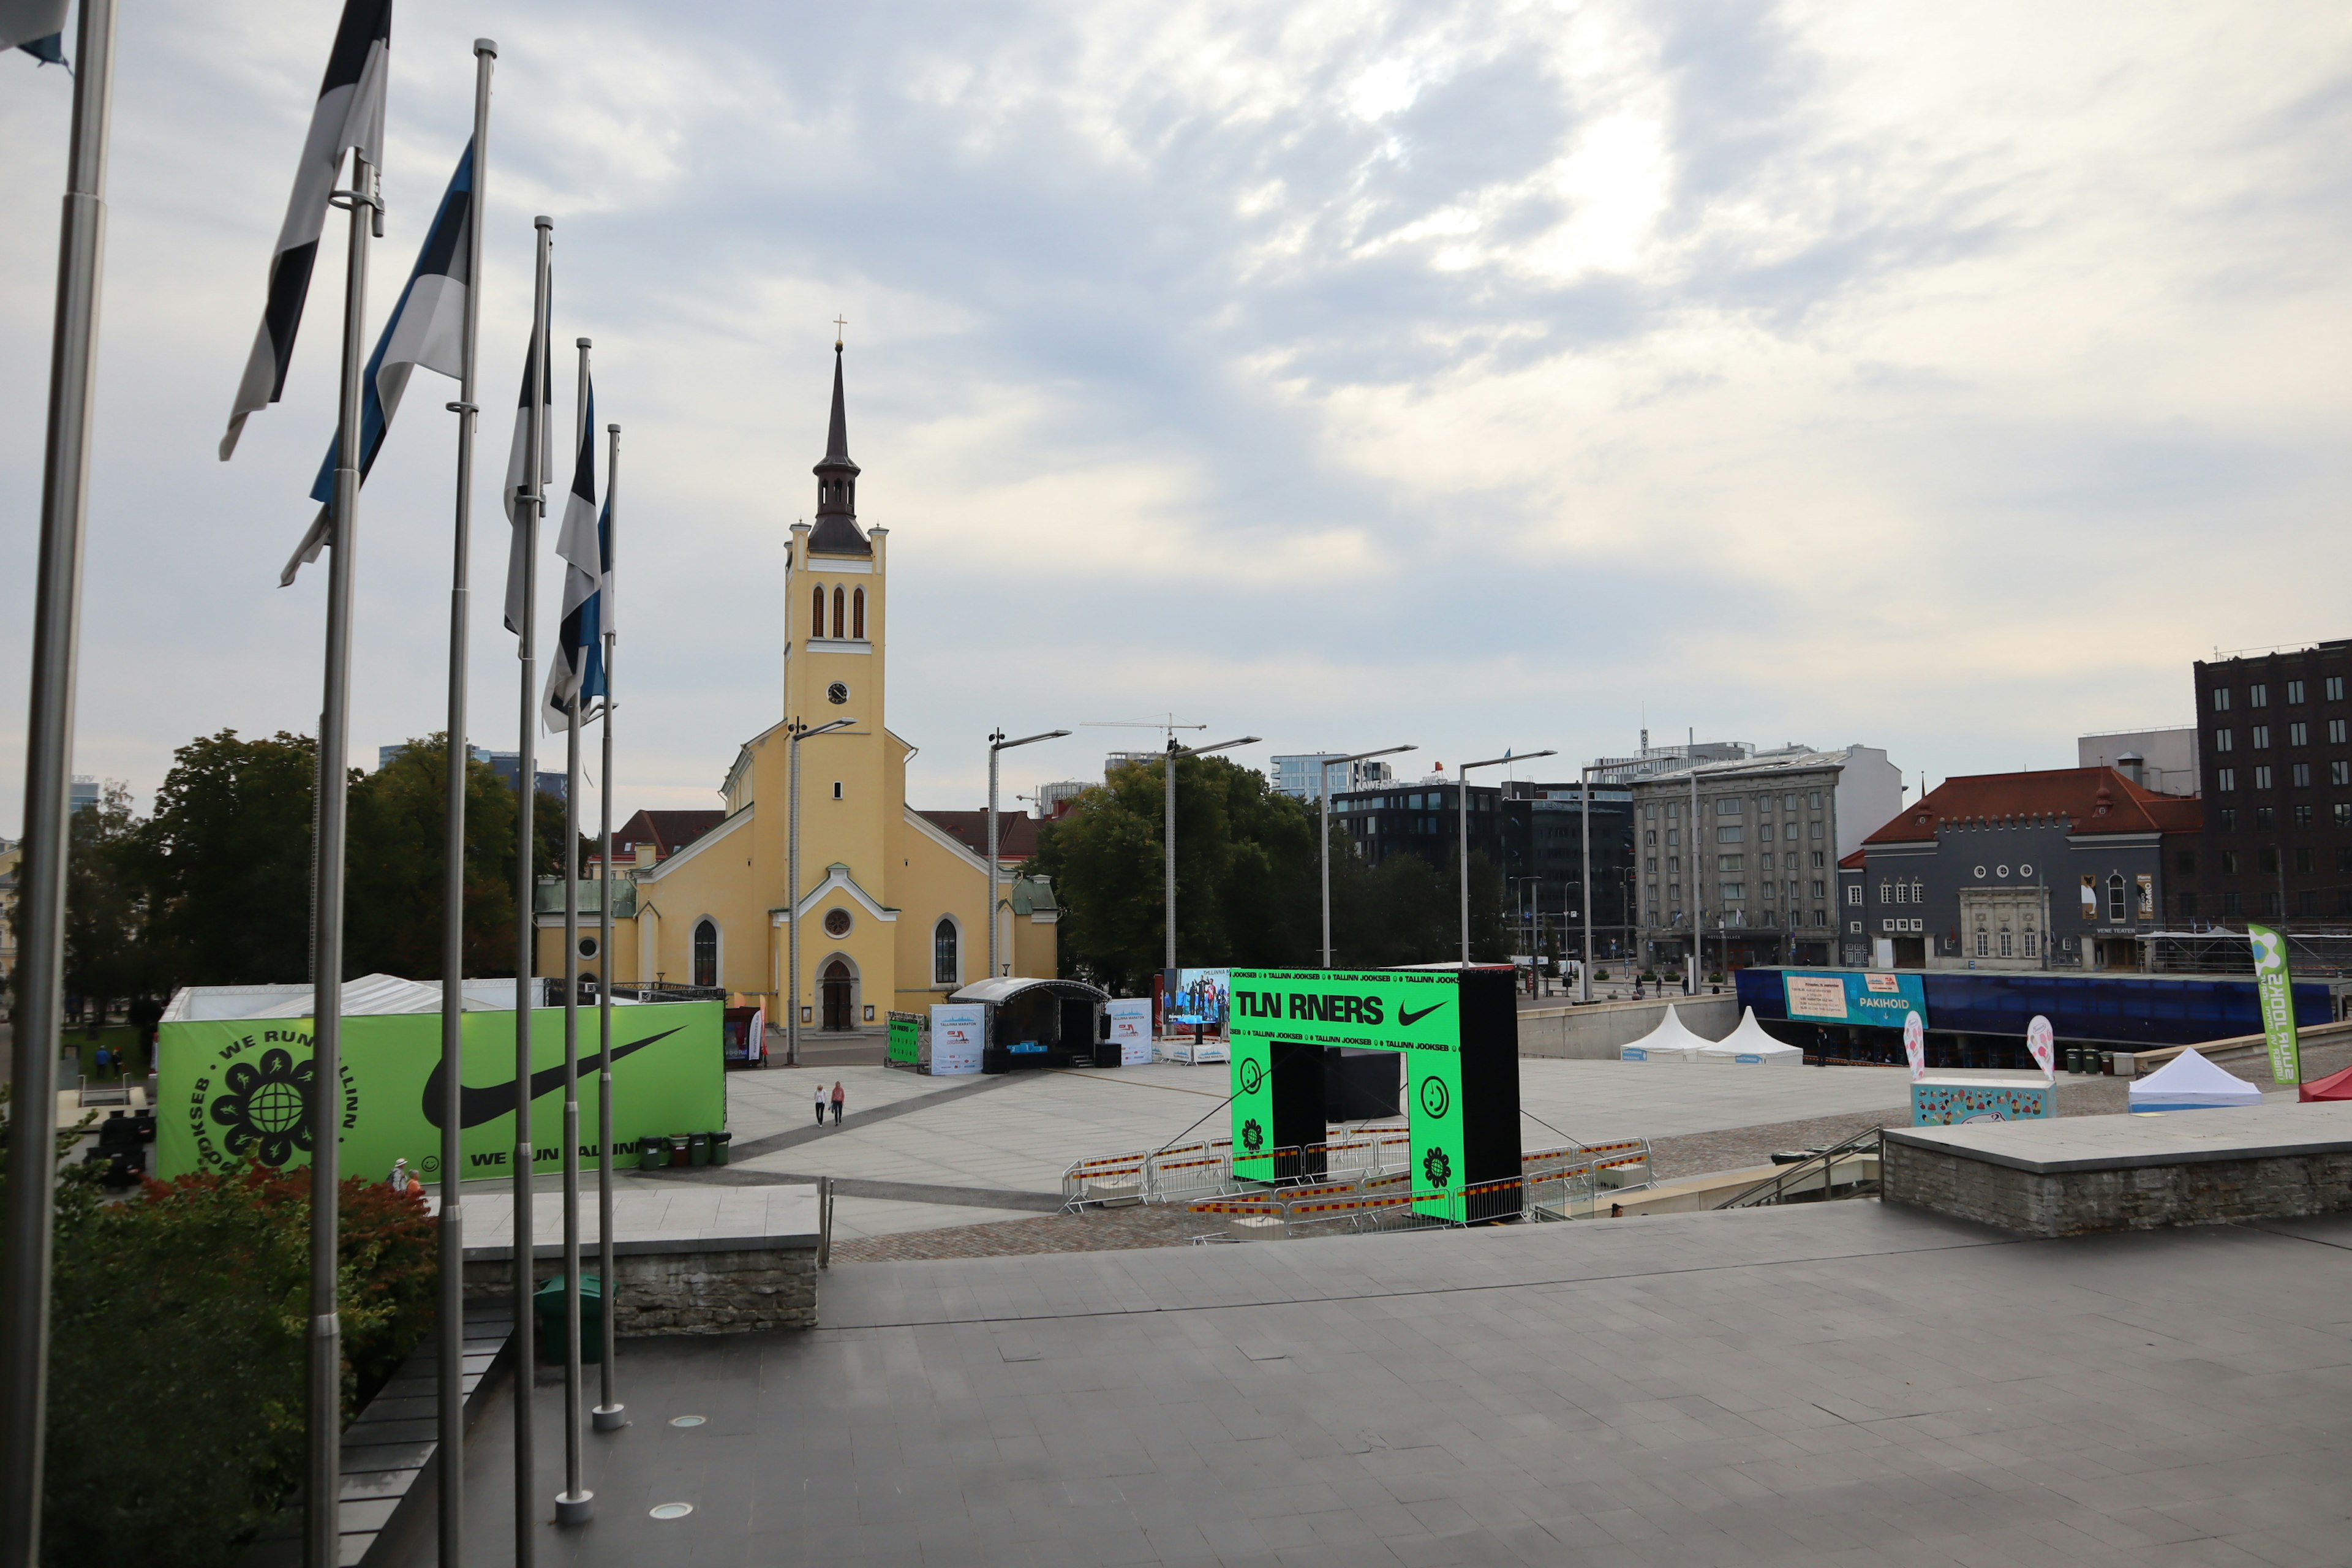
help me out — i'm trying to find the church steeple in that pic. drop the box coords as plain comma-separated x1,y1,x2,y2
809,335,870,556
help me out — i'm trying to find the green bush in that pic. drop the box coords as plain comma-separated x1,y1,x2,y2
41,1166,436,1568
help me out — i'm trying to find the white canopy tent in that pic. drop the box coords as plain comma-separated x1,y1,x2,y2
1619,1004,1716,1062
2128,1047,2264,1113
161,974,530,1022
1697,1008,1804,1066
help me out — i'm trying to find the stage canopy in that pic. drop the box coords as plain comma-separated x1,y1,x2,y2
2128,1047,2264,1113
1620,1004,1716,1062
1698,1008,1804,1066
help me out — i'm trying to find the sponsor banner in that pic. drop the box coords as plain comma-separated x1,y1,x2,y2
1902,1011,1926,1081
1912,1080,2055,1126
2026,1015,2056,1082
2248,923,2303,1085
157,1001,723,1183
1229,969,1466,1220
929,1004,985,1076
1781,969,1929,1030
886,1011,924,1067
1105,998,1153,1067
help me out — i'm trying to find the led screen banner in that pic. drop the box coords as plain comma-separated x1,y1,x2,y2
157,1001,725,1183
1228,968,1511,1221
1782,970,1929,1029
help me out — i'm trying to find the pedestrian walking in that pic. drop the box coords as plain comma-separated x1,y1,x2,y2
813,1084,827,1126
829,1080,846,1126
388,1157,415,1196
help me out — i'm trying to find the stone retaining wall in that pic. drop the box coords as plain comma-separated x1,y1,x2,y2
462,1245,819,1335
1881,1137,2352,1237
1517,995,1739,1058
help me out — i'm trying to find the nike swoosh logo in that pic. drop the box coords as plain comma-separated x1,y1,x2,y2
1398,1003,1444,1027
420,1027,684,1129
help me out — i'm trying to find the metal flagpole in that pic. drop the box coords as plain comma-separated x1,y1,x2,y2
438,42,495,1568
593,421,624,1434
788,718,802,1065
1,5,118,1561
1580,764,1597,1003
307,141,378,1568
555,339,592,1527
1163,737,1178,979
513,214,552,1568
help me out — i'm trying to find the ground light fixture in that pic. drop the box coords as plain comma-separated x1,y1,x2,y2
1165,736,1261,973
1318,745,1417,967
786,717,858,1068
988,728,1072,981
1457,750,1557,965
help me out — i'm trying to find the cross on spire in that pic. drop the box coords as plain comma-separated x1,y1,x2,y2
832,315,848,349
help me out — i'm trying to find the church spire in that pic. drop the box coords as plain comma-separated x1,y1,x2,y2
809,331,869,556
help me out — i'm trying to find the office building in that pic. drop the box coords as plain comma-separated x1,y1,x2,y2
69,775,99,814
2190,640,2352,927
2078,727,2199,796
1588,736,1752,784
1270,753,1396,802
378,741,565,802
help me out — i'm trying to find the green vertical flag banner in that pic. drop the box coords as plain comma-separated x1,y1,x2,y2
156,1001,725,1182
2247,923,2302,1085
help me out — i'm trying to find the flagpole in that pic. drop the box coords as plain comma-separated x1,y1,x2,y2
437,40,496,1568
308,141,379,1568
556,338,593,1527
593,421,624,1434
513,214,552,1568
1,4,117,1562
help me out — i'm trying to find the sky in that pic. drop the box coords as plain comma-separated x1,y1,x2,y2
2,0,2348,834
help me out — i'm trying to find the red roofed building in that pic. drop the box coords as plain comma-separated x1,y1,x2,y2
1857,767,2201,972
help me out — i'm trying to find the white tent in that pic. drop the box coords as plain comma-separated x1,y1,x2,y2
2128,1047,2264,1113
1697,1008,1804,1066
1619,1004,1715,1062
162,974,528,1022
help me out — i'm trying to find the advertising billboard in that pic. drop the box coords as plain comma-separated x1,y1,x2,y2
1782,970,1929,1030
929,1003,986,1075
1166,968,1230,1035
886,1011,924,1067
1105,998,1153,1066
157,1001,724,1183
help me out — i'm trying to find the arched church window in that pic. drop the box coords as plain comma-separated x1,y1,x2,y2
812,585,826,638
852,587,865,639
692,919,718,989
832,586,845,641
933,918,958,985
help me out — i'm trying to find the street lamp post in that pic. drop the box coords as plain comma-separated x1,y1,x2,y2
1578,762,1604,1003
1164,735,1259,975
1457,750,1557,965
1319,745,1415,968
785,716,855,1067
988,728,1071,982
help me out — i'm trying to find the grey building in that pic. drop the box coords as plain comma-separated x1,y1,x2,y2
1858,767,2201,971
1836,851,1868,967
1629,744,1902,975
1588,736,1753,784
1270,753,1396,802
379,741,565,801
2078,726,2199,797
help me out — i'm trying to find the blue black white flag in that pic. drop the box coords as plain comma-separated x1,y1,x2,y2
279,139,475,586
503,282,553,635
542,377,601,730
219,0,392,460
1,0,66,62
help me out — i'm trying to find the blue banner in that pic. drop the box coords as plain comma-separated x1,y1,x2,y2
1782,969,1928,1029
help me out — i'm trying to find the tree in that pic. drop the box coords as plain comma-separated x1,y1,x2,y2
62,779,159,1017
134,731,321,989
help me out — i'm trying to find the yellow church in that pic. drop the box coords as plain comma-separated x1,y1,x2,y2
537,343,1058,1032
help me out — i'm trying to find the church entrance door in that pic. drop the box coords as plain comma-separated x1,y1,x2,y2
821,960,854,1031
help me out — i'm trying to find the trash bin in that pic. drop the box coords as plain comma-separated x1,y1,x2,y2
2064,1047,2082,1074
532,1275,606,1365
2099,1051,2115,1075
637,1134,667,1169
709,1131,732,1167
688,1132,711,1167
667,1135,688,1167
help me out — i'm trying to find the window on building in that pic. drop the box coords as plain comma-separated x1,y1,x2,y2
1847,884,1863,906
1810,821,1823,839
2296,803,2313,827
1721,883,1744,901
1717,799,1743,815
1667,857,1680,876
1910,880,1924,903
1667,802,1680,821
1717,855,1743,872
1645,857,1657,873
2331,677,2346,702
812,584,826,636
933,918,958,984
2214,688,2233,712
2177,850,2197,875
2340,846,2352,873
2253,726,2272,750
2220,808,2238,831
2291,722,2309,747
2176,894,2196,919
2000,930,2013,957
2223,891,2242,915
2288,680,2307,704
2296,846,2315,874
2222,850,2239,875
2213,729,2234,753
1785,793,1800,809
2339,805,2352,829
692,919,718,988
2255,766,2274,790
1811,880,1826,899
2252,683,2269,707
2294,763,2313,788
1975,929,1988,956
1758,823,1776,843
1666,829,1679,847
2261,891,2282,917
1717,825,1744,843
852,587,866,639
2257,805,2275,828
2107,875,2125,922
2218,768,2237,792
2258,846,2279,873
1810,851,1825,869
2332,720,2348,745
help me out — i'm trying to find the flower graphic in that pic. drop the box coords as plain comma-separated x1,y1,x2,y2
210,1047,315,1167
1421,1145,1452,1189
1241,1118,1265,1156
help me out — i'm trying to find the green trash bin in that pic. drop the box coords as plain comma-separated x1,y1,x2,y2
688,1131,711,1167
2064,1046,2082,1074
710,1130,732,1167
532,1275,606,1365
637,1134,666,1169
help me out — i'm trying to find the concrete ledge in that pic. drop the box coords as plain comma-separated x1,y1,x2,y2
1883,1102,2352,1236
1517,995,1738,1059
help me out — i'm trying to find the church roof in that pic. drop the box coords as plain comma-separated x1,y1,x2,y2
614,809,726,861
918,810,1042,861
809,343,870,557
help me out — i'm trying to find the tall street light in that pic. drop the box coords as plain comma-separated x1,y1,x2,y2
1165,735,1260,975
786,716,856,1067
989,728,1070,981
1457,750,1557,965
1578,762,1604,1003
1319,745,1415,968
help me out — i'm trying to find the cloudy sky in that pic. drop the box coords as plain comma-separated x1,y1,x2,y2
2,0,2347,832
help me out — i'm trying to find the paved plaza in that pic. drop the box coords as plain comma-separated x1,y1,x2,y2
418,1200,2352,1566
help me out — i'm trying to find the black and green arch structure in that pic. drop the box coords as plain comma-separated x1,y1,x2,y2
1227,965,1521,1221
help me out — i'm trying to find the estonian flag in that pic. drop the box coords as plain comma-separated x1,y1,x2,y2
542,377,601,731
503,283,553,635
2,0,66,62
279,139,474,586
219,0,392,461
